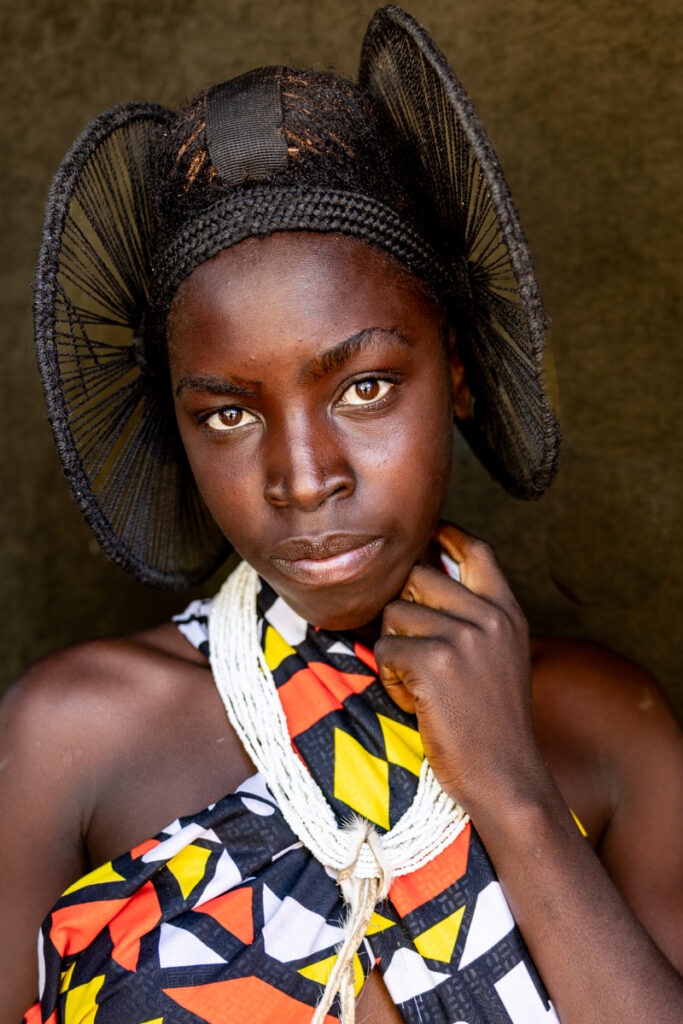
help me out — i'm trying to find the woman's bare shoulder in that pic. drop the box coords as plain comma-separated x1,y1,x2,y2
1,618,226,830
531,637,683,967
4,621,206,720
530,636,683,944
530,635,679,743
530,635,681,806
0,625,207,832
0,622,217,1019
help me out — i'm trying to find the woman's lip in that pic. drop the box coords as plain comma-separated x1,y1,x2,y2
271,537,385,585
271,532,381,560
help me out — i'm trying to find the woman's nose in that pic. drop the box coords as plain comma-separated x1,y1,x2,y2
263,418,355,511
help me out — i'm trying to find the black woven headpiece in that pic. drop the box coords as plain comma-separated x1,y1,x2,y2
34,5,560,589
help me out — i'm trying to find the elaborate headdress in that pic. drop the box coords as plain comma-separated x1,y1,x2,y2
34,5,560,589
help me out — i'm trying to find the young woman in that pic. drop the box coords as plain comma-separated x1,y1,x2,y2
2,7,681,1023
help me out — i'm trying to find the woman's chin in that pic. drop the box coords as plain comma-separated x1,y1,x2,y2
266,574,396,637
288,594,385,635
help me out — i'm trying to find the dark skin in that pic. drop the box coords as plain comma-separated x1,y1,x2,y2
0,233,681,1022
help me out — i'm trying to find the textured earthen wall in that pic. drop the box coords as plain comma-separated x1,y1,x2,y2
1,0,681,715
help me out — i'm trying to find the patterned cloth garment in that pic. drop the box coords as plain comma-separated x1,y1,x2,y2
24,576,560,1024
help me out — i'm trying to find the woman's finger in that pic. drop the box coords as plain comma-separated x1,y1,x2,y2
433,522,517,607
398,563,482,619
383,592,478,638
373,633,442,713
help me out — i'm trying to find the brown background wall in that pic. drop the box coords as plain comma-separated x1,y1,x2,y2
1,0,681,716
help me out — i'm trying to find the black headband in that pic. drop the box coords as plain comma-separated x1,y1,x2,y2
153,185,463,319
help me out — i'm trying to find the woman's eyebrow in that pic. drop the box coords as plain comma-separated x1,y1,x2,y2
175,373,259,398
301,327,413,382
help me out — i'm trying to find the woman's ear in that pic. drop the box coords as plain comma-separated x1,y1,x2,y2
447,325,472,420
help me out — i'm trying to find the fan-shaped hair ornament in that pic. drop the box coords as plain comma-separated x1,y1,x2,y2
360,5,560,497
34,102,231,588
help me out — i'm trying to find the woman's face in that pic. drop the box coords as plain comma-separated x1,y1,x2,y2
169,232,457,630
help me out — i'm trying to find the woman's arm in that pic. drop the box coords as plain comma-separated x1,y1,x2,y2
531,635,683,970
374,523,683,1023
0,652,95,1021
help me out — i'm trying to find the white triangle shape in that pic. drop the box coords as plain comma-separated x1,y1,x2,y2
194,848,243,907
142,820,222,864
262,883,283,925
382,947,450,1003
328,640,355,656
262,893,344,962
237,772,277,816
158,923,226,968
175,616,209,651
264,597,307,646
495,962,560,1023
459,881,515,968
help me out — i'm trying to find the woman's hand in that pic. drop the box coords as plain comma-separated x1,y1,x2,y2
374,522,547,815
376,522,683,1022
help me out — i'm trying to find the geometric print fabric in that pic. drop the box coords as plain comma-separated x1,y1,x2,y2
24,576,558,1024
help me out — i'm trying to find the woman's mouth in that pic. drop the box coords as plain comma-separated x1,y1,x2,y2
270,534,385,585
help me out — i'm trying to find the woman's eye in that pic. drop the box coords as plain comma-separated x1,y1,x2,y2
204,407,257,431
338,378,393,406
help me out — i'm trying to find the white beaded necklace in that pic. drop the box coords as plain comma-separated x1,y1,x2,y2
209,560,469,1022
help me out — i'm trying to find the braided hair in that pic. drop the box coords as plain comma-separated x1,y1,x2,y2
160,70,427,238
150,67,448,340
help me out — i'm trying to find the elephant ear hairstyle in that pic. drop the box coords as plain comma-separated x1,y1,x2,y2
34,102,231,589
359,5,560,498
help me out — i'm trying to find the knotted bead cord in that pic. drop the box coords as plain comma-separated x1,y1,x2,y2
209,560,469,1022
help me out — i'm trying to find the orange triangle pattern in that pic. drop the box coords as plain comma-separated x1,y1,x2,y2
194,886,254,946
50,897,130,958
21,1004,46,1024
307,661,375,699
130,838,161,859
164,976,339,1024
278,668,343,737
353,643,378,672
109,880,162,972
278,663,375,739
389,822,471,917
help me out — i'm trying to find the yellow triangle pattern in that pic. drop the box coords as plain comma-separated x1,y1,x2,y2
59,963,76,994
366,910,395,935
333,729,390,829
62,860,125,896
377,714,424,776
299,953,364,996
167,843,212,900
414,906,465,963
136,1019,164,1023
64,974,105,1024
264,625,297,671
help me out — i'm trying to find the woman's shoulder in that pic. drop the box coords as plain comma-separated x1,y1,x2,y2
530,636,683,844
530,637,683,966
1,615,230,813
5,620,207,717
530,635,679,742
0,624,212,829
0,622,223,1021
0,618,252,918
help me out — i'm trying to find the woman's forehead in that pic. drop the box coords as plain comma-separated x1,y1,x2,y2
172,232,436,302
167,231,445,359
